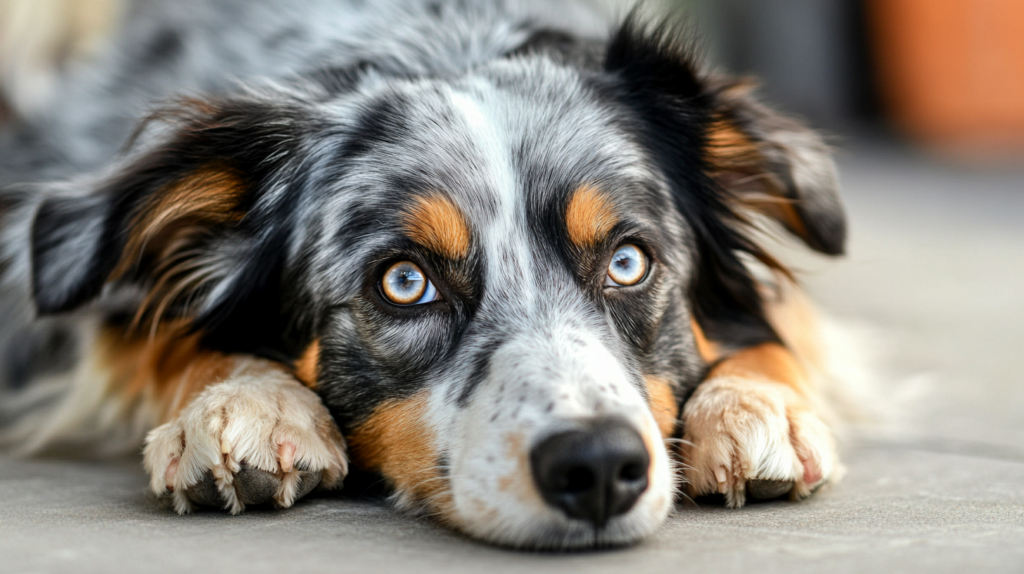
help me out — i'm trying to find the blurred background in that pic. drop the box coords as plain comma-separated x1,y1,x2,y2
1,2,1022,570
3,0,1024,162
685,0,1024,163
2,0,1024,161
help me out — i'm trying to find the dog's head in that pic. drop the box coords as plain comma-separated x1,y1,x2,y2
25,16,844,548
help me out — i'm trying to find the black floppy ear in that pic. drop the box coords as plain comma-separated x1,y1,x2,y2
605,13,847,347
605,13,846,257
30,162,251,316
703,79,846,256
29,96,309,340
31,193,115,314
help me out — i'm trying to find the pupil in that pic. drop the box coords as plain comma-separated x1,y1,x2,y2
396,269,422,292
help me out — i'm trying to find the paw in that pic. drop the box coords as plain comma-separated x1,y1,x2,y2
142,364,348,514
680,376,837,508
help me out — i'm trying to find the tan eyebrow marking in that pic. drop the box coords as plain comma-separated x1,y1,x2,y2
402,194,471,259
565,184,618,248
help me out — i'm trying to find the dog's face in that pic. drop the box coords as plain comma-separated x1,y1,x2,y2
26,19,844,548
301,63,699,547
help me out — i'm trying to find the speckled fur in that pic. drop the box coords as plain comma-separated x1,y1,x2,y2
0,0,849,550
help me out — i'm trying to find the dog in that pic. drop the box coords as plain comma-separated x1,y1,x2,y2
0,0,848,549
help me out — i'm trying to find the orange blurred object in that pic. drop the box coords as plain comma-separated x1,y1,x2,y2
868,0,1024,157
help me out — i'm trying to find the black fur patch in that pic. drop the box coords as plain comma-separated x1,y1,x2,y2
603,13,782,348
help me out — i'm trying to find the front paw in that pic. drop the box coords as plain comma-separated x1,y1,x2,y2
680,376,838,508
142,363,348,514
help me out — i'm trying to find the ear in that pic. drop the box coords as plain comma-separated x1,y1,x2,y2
704,79,846,256
604,13,848,349
31,193,113,314
29,97,308,331
605,13,846,257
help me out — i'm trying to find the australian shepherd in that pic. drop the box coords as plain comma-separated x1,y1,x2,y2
0,0,848,550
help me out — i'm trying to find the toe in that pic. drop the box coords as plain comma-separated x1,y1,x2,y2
275,469,323,508
801,456,823,486
747,479,794,501
185,464,292,509
293,470,322,500
714,466,729,494
164,458,179,491
278,441,297,473
234,463,282,505
186,471,223,508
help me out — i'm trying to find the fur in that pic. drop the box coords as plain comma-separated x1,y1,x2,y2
0,0,849,550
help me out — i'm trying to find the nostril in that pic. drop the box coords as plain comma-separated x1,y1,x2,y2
530,417,651,529
563,466,595,492
619,461,645,483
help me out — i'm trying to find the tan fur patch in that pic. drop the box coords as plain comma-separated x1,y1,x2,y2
709,343,808,394
294,340,320,390
109,165,248,331
402,194,471,259
348,393,453,515
113,165,246,280
704,118,811,244
645,376,678,439
745,196,810,241
494,432,543,508
705,117,763,174
565,184,618,248
96,323,242,423
690,318,722,363
763,284,825,376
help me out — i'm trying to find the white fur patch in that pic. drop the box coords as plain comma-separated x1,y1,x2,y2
681,375,838,508
142,359,347,514
396,82,678,547
438,323,674,547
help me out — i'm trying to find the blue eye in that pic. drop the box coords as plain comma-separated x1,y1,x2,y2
605,244,648,287
381,261,439,305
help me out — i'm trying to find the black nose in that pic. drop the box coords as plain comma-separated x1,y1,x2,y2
530,418,650,529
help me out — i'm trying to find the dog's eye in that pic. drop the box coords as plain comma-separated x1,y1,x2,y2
604,244,648,287
381,261,439,305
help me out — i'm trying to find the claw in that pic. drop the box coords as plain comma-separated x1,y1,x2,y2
801,456,822,486
278,441,297,473
164,458,180,491
714,466,728,493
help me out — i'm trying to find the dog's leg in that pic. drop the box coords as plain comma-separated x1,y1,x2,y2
142,356,347,515
680,342,838,508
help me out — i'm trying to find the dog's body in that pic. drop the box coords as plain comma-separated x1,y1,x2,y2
0,0,848,549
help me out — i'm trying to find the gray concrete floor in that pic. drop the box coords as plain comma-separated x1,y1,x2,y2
2,145,1023,573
